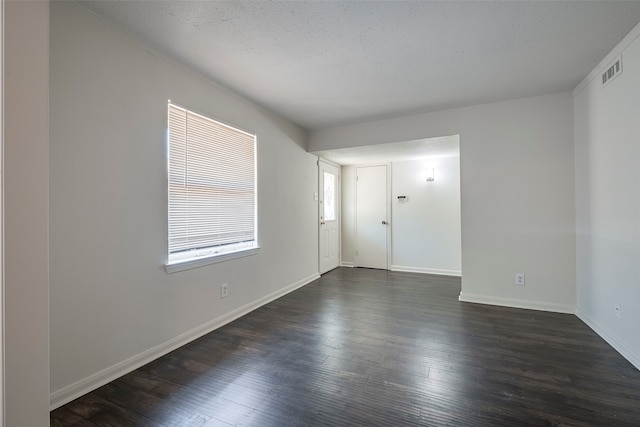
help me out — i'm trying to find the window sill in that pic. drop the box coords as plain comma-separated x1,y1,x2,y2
165,247,260,274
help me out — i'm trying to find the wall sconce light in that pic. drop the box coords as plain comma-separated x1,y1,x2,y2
426,168,435,182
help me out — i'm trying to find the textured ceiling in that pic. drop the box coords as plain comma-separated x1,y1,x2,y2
76,1,640,131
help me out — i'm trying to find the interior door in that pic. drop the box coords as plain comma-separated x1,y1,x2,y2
356,165,388,269
319,160,340,274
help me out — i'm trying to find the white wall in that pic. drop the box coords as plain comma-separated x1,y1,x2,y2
310,92,576,313
4,1,51,425
340,165,357,267
391,156,461,275
49,2,319,407
573,24,640,369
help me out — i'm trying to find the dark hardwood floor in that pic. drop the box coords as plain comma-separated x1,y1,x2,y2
51,268,640,426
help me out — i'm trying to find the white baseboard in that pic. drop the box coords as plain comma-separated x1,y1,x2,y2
340,261,354,267
49,272,320,410
390,265,461,276
458,292,575,314
575,306,640,371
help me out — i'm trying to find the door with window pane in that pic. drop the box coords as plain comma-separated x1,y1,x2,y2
319,160,340,274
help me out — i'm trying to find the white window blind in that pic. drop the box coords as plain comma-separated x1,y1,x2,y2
168,102,257,264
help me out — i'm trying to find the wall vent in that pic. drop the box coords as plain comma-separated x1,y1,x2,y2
602,56,622,87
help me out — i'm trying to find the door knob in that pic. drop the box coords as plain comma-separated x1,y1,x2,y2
382,220,387,225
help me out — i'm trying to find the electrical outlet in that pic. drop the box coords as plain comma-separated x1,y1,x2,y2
221,283,229,299
515,273,525,286
615,303,621,319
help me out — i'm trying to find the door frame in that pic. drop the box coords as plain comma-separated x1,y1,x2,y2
318,158,341,274
1,0,5,421
354,163,392,270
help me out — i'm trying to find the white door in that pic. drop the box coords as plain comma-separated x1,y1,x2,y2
356,165,388,269
319,160,340,273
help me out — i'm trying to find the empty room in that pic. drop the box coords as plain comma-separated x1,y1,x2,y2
3,1,640,426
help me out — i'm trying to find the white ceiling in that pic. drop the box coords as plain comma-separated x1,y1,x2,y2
314,135,460,166
76,1,640,131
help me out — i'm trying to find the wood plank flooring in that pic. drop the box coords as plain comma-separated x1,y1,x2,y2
51,268,640,426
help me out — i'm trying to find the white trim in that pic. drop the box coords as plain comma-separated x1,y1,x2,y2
573,21,640,97
317,157,341,169
0,0,4,423
386,163,392,270
49,272,320,410
165,247,259,274
576,306,640,371
391,265,461,277
458,292,575,314
340,261,354,268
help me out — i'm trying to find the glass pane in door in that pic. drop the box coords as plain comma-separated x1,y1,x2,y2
323,172,335,221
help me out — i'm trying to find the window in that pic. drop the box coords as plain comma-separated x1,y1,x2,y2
166,102,257,271
323,171,336,221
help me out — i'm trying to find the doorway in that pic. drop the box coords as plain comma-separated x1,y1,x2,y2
313,135,461,275
355,165,389,269
319,159,340,274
